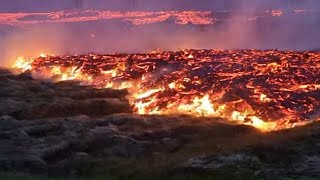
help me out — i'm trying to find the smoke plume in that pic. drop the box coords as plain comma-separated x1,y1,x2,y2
0,0,319,66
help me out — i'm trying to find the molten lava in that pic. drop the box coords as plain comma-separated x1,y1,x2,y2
13,49,320,131
0,10,213,26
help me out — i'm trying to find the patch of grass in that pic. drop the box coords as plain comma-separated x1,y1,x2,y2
4,121,320,179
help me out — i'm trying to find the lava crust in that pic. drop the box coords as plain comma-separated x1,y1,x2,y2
14,49,320,131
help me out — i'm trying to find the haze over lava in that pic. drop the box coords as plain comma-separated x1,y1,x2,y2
1,0,320,66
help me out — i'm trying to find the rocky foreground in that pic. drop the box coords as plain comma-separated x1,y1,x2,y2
0,68,320,179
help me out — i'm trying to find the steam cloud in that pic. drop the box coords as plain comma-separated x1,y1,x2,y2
0,0,320,66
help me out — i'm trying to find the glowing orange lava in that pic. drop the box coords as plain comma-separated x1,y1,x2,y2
12,50,320,132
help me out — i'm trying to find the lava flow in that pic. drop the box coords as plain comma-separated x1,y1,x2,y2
12,49,320,131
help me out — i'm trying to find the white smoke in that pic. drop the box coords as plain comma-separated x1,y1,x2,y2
0,0,319,66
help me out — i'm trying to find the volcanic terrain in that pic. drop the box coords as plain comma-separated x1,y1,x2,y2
0,5,320,179
0,48,319,179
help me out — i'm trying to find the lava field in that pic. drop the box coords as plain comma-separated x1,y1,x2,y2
13,49,320,131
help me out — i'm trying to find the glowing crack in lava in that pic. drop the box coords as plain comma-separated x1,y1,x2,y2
13,49,320,131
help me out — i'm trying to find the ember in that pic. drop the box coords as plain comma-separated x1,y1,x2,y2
13,49,320,131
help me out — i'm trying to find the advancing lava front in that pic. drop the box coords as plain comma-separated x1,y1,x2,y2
14,49,320,131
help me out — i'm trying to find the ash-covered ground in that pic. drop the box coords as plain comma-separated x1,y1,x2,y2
1,68,320,179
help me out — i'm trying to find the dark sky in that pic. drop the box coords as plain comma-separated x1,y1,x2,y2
0,0,317,12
